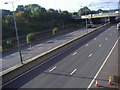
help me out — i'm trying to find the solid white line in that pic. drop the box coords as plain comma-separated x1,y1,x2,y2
99,44,102,47
87,37,120,89
89,53,93,57
49,66,56,72
86,44,89,46
110,34,112,35
73,52,77,56
70,69,77,75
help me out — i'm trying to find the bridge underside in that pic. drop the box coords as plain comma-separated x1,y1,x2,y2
74,16,119,25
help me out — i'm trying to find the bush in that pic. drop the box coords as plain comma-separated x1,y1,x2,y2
52,27,58,35
6,40,12,48
26,33,35,44
0,46,2,52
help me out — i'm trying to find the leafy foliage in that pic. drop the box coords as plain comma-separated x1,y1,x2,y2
26,33,35,43
2,4,73,40
6,40,12,48
52,27,58,35
0,46,2,52
78,6,91,16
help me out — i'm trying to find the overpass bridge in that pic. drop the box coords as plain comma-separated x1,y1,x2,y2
81,12,120,19
73,12,120,24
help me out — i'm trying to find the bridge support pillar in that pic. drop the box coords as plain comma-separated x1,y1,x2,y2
110,17,116,23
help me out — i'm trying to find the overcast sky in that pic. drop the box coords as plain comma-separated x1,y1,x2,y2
0,0,119,12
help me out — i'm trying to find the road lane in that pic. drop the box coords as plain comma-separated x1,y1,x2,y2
1,24,105,71
2,24,118,88
89,36,119,89
1,26,94,71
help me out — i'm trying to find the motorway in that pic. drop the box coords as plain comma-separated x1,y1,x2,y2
2,24,100,71
2,24,119,88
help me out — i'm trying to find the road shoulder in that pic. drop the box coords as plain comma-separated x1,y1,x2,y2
90,39,119,89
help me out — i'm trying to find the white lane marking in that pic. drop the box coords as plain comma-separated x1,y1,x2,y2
49,66,56,72
70,69,77,75
89,53,93,57
4,56,10,59
35,44,40,47
11,53,16,56
59,83,62,85
94,38,97,40
110,34,112,36
100,34,102,35
73,52,77,56
2,37,83,87
86,44,89,46
106,38,108,40
4,53,18,58
99,44,102,47
87,37,120,89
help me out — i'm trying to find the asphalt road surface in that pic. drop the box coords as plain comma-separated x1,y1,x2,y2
2,24,101,71
2,24,119,88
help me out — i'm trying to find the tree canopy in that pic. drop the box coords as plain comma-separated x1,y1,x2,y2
2,4,73,40
78,6,91,16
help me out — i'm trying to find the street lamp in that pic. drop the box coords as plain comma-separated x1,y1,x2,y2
80,4,91,34
4,1,23,64
85,9,88,33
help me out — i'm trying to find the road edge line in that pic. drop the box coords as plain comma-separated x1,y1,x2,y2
87,36,120,89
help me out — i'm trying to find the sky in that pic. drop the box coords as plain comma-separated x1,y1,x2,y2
0,0,119,12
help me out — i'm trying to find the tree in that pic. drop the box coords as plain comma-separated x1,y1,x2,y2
6,40,12,48
26,33,35,47
0,46,3,52
97,9,103,13
2,4,73,42
16,5,25,12
52,27,58,35
78,6,91,16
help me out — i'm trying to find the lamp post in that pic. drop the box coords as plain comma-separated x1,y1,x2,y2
85,9,88,33
80,4,91,34
4,1,23,64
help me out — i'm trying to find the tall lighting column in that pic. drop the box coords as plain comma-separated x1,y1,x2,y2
4,1,23,64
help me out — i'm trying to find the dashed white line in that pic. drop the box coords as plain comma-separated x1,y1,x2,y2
59,83,62,86
35,44,40,47
89,53,93,57
70,69,77,75
99,44,102,47
100,34,102,35
10,53,16,56
86,44,89,46
87,36,120,89
49,66,56,72
94,38,97,40
73,52,77,56
110,34,112,36
106,38,108,40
